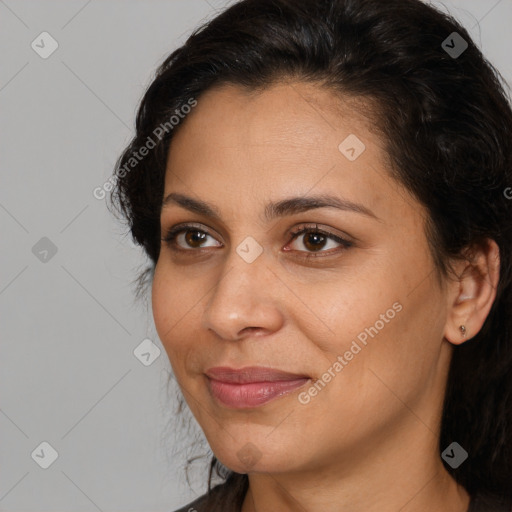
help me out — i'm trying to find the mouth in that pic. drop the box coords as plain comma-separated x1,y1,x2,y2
204,366,311,409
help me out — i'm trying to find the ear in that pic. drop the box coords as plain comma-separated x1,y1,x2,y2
444,238,500,345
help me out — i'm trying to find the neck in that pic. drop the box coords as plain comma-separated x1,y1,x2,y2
240,420,470,512
242,464,469,512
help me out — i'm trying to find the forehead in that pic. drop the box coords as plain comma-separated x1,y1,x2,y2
166,81,380,179
162,81,416,227
170,81,376,150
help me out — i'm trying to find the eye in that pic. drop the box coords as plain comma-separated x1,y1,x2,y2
161,222,353,258
161,223,221,251
285,223,353,257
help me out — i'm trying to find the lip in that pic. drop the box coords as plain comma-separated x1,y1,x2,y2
205,366,309,383
205,366,310,409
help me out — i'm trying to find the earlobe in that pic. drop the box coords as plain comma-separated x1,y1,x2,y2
443,239,500,346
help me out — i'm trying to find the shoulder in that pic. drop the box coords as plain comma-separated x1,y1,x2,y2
468,493,512,512
172,495,205,512
170,481,233,512
171,492,208,512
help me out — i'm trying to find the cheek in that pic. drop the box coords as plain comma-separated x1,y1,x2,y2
342,286,445,416
151,264,194,369
151,265,171,342
298,269,397,358
297,304,438,449
307,260,444,403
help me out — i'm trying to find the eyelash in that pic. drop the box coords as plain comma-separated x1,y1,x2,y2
161,223,353,259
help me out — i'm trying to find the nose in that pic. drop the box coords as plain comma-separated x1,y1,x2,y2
201,250,284,341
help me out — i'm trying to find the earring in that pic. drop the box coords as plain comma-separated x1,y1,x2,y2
459,325,467,337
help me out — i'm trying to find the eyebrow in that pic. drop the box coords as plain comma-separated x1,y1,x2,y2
162,192,380,222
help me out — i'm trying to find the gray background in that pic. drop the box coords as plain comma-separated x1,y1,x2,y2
1,0,511,510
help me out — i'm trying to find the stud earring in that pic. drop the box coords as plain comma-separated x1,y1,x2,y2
459,325,467,337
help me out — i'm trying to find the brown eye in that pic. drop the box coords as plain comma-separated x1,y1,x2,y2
183,230,208,248
287,225,353,257
162,224,222,251
301,232,329,252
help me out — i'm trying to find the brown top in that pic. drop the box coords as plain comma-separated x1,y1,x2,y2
173,483,512,512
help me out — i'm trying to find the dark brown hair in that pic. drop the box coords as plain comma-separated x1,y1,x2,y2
109,0,512,508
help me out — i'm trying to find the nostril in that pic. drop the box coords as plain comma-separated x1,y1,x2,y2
241,327,265,336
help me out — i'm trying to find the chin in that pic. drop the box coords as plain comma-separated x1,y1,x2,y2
208,433,305,475
215,450,286,475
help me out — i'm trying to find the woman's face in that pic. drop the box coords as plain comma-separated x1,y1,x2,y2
152,81,454,476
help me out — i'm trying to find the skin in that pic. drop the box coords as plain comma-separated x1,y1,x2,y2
151,81,500,512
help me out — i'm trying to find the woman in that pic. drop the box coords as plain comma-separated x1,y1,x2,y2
109,0,512,510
